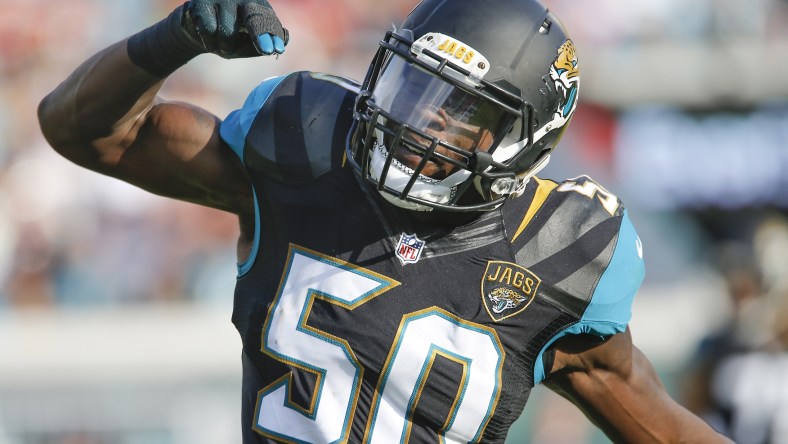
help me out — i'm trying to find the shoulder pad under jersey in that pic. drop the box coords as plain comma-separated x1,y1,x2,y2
220,71,359,185
506,175,644,329
507,176,645,383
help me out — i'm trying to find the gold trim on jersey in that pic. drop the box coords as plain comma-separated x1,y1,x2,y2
511,177,558,243
401,348,470,443
362,307,505,444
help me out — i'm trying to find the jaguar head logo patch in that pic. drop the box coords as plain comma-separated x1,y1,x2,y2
481,261,540,322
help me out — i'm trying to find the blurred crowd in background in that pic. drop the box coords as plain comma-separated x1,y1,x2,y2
1,0,788,443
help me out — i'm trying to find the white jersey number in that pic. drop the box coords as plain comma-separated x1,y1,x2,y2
255,246,504,443
557,176,620,215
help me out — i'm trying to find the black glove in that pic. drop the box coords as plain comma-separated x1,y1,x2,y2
128,0,289,77
183,0,289,57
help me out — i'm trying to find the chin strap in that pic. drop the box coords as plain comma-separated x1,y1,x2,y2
509,154,551,198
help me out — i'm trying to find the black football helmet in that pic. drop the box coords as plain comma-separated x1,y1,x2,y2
349,0,580,212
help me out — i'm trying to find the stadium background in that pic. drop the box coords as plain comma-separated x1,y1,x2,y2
1,0,788,442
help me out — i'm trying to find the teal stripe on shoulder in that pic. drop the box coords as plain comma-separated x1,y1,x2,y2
532,209,645,385
583,209,644,326
220,75,288,161
532,321,621,385
237,188,261,277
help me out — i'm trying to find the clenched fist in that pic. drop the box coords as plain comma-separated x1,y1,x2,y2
182,0,289,57
127,0,290,76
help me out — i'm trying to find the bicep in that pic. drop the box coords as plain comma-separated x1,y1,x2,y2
544,329,726,443
93,100,252,214
38,40,251,215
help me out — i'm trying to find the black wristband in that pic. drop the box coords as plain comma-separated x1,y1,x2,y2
127,5,206,77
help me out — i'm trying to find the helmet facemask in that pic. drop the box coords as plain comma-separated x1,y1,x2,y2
351,31,533,212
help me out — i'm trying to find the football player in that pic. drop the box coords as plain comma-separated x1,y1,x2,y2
38,0,732,442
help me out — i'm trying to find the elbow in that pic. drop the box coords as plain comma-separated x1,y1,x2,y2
37,92,115,171
38,92,79,156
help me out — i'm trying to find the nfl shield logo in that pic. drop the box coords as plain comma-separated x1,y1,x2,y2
395,233,425,265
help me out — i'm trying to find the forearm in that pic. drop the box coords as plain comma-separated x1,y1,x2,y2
38,6,205,155
38,40,165,151
547,348,732,444
38,0,287,155
36,0,285,214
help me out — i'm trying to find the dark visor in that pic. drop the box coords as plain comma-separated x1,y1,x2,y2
371,57,509,153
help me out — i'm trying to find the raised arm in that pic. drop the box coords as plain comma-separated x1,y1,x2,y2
544,329,732,444
37,0,287,214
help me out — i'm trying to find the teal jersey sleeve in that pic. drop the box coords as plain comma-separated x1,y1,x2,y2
220,75,287,161
534,209,645,384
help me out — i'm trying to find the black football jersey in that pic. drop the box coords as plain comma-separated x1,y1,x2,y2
220,72,644,443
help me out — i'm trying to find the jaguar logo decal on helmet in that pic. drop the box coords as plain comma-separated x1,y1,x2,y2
350,0,582,213
550,39,580,120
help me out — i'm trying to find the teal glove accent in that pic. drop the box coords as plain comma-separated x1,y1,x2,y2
184,0,289,56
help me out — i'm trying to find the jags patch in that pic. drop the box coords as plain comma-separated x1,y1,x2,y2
481,261,540,322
